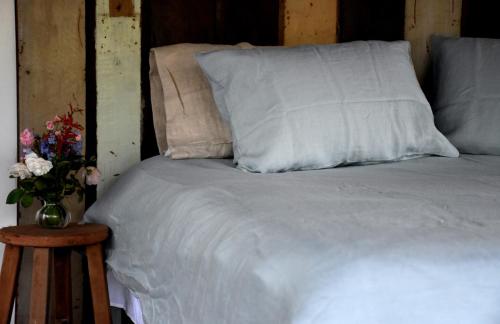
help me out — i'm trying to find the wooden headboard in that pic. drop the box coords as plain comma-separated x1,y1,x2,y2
139,0,500,159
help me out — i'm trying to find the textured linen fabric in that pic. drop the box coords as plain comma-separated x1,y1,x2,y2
149,43,252,158
431,36,500,155
85,155,500,324
196,41,458,173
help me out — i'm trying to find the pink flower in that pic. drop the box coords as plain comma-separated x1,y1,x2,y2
46,121,54,130
75,134,82,142
20,129,35,147
86,167,101,186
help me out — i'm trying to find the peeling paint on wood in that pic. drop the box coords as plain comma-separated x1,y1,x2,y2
281,0,338,46
405,0,462,82
96,0,141,196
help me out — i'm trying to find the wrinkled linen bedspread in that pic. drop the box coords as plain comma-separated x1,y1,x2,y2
85,155,500,324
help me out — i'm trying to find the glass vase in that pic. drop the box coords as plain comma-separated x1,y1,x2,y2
35,200,72,229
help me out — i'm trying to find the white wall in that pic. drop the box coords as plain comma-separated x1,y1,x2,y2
0,0,18,263
0,2,18,319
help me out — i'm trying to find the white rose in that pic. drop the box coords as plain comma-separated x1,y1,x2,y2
25,154,53,176
9,163,32,179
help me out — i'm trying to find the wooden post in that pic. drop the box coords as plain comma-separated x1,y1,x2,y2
86,244,111,324
29,248,50,324
54,249,73,323
280,0,338,46
405,0,462,83
0,245,22,324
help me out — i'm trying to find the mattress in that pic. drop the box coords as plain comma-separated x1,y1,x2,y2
84,155,500,324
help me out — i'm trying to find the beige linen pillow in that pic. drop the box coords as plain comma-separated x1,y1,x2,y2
149,42,252,158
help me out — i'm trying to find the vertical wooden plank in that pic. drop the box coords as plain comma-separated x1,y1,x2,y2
17,0,86,221
17,0,86,142
16,1,86,322
96,0,141,197
281,0,338,46
29,248,50,324
0,245,22,324
405,0,462,82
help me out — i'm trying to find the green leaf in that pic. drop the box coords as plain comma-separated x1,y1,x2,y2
20,194,33,208
20,180,34,191
6,188,24,204
34,180,47,191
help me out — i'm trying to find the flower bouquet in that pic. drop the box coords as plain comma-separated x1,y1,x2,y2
6,105,100,228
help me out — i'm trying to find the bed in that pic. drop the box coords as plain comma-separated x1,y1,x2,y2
85,154,500,324
84,35,500,323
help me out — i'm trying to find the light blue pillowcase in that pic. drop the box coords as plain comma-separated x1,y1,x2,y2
431,36,500,155
197,41,458,173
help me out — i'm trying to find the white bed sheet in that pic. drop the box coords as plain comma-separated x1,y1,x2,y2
86,155,500,324
108,270,144,324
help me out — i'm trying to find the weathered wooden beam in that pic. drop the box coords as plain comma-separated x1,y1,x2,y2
16,1,86,321
96,0,141,196
405,0,462,83
280,0,338,46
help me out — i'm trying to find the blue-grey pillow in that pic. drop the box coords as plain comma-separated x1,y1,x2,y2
431,36,500,155
197,41,458,173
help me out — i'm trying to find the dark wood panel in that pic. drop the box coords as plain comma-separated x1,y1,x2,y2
141,0,280,159
462,0,500,38
215,0,279,46
339,0,405,42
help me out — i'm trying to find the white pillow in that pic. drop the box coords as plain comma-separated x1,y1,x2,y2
197,41,458,173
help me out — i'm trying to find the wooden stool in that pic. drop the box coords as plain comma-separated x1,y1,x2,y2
0,224,111,324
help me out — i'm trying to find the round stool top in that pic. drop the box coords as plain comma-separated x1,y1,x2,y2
0,224,109,248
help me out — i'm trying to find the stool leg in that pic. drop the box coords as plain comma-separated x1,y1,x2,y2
29,248,50,324
54,248,72,323
86,243,111,324
0,245,22,324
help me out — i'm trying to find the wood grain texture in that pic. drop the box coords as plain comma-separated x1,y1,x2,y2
96,0,141,197
16,0,86,221
0,245,22,324
54,249,73,323
281,0,338,45
109,0,135,17
86,244,111,324
0,224,109,248
30,248,50,324
405,0,462,82
16,2,87,320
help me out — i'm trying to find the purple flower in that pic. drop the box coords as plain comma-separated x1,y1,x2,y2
72,140,83,155
40,139,50,159
22,147,33,159
48,134,56,145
